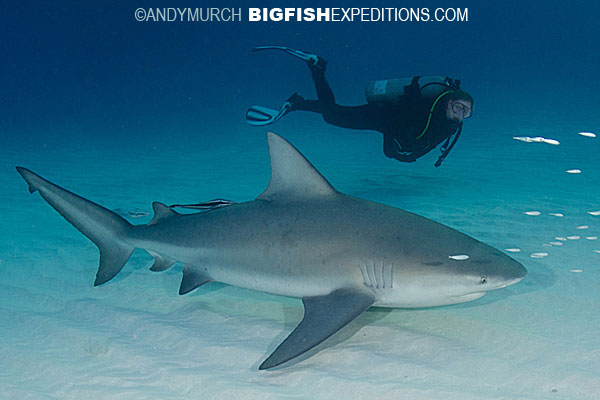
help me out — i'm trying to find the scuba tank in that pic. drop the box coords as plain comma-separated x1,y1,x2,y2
365,76,455,103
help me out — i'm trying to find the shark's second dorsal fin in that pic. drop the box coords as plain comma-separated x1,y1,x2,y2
148,202,178,226
257,132,338,201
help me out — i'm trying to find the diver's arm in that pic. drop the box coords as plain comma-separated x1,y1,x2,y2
398,125,462,166
383,135,419,162
402,143,432,161
389,150,419,163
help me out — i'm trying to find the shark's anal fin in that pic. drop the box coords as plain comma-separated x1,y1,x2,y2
179,264,212,295
259,288,375,370
147,250,176,272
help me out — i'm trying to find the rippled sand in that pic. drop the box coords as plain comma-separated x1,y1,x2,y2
2,123,600,400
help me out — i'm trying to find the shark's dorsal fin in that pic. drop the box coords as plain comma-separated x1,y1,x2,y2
257,132,338,201
148,202,178,226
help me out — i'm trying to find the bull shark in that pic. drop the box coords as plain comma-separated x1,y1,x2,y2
16,132,527,370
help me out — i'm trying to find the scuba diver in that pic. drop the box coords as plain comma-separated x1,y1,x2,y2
246,46,473,167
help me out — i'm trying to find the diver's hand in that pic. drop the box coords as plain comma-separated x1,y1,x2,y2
391,139,418,162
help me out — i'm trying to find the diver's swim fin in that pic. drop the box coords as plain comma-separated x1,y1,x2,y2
246,102,292,126
252,45,327,70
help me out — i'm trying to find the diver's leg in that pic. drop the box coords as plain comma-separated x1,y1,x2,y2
253,50,379,131
291,92,380,130
308,63,335,107
304,61,381,130
288,93,323,113
321,104,380,130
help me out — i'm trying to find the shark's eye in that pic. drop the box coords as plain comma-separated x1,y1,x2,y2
480,277,488,284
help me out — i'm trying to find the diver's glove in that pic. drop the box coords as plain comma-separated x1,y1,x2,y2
385,137,418,162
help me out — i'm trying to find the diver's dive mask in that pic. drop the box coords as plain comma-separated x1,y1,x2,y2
451,101,472,119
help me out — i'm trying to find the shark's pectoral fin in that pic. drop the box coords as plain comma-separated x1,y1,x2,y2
259,288,375,370
179,265,212,295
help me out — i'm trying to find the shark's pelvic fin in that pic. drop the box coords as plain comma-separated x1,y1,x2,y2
16,167,135,286
179,265,212,295
259,288,375,370
257,132,339,201
148,202,178,226
147,250,176,272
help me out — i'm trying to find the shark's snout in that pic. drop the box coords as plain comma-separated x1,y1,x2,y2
516,263,528,280
490,258,527,290
506,259,527,282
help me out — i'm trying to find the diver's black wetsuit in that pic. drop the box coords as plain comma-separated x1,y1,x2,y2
291,67,461,163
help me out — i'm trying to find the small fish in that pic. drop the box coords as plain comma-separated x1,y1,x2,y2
513,136,560,145
578,132,596,138
530,253,549,258
524,211,541,216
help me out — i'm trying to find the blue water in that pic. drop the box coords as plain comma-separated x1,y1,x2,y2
2,1,600,399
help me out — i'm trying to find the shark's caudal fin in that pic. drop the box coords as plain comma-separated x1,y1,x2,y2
257,132,339,201
16,167,134,286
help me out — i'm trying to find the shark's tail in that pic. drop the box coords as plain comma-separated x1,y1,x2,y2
16,167,134,286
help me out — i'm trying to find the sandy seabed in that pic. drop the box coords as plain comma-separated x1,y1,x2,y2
1,118,600,399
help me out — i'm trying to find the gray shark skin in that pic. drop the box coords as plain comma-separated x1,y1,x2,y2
16,132,527,370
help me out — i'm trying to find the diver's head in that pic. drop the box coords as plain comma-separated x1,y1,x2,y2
446,90,473,122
